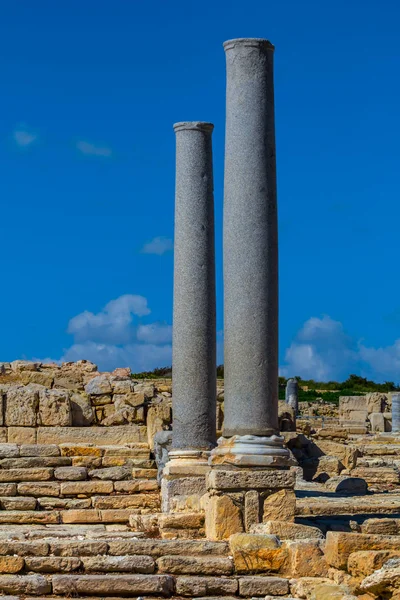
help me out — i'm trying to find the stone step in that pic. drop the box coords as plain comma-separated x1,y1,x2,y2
296,493,400,516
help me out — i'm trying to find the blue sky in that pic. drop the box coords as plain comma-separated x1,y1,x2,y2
1,0,399,382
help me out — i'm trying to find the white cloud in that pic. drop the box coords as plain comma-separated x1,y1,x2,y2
13,126,37,147
67,295,150,345
141,236,173,255
76,140,112,157
280,316,357,381
137,323,172,345
358,340,400,382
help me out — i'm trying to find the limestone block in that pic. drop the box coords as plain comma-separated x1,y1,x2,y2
309,582,358,599
54,467,87,481
229,533,286,574
25,556,81,572
325,531,400,569
0,468,53,482
82,555,155,573
361,518,399,535
37,389,72,426
369,412,385,433
325,476,368,495
156,555,233,575
0,484,17,496
60,444,102,457
134,382,155,398
7,427,36,444
0,510,58,524
159,513,204,530
70,393,94,426
38,497,91,510
348,410,368,422
84,375,112,395
263,489,296,522
0,496,37,510
89,466,130,481
0,557,24,573
254,521,324,540
285,539,328,578
61,509,101,523
146,401,172,449
111,379,135,394
60,481,113,495
52,574,174,596
339,396,367,416
244,490,260,531
107,538,228,558
0,541,49,556
38,425,147,445
290,577,331,598
348,549,400,577
315,441,360,470
0,574,51,595
92,493,160,510
204,494,243,540
129,513,160,536
20,444,59,457
302,455,343,482
207,468,295,491
49,540,108,556
72,456,102,468
20,371,54,387
0,444,19,458
5,386,39,426
366,392,387,413
10,360,39,372
17,482,60,497
238,575,289,596
91,394,112,406
175,575,238,596
350,467,400,485
161,476,206,513
114,392,145,407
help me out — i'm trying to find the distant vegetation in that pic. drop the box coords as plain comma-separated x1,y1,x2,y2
131,368,399,403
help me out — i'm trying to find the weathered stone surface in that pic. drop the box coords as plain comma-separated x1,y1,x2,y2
254,520,324,540
52,574,174,596
263,489,296,522
302,455,343,482
244,490,260,532
60,481,113,495
361,518,399,535
351,466,400,484
296,493,400,516
70,393,94,426
19,371,54,387
85,375,112,395
61,509,101,523
25,556,81,573
0,444,19,458
238,576,289,596
325,531,400,569
285,539,328,578
89,466,130,480
0,574,51,595
315,440,360,470
60,444,102,457
0,510,58,524
208,469,295,490
325,476,368,495
159,513,204,530
290,577,334,599
50,540,108,556
309,582,358,599
369,412,385,432
7,428,36,444
107,538,228,558
176,575,238,596
0,484,17,496
205,494,243,540
17,482,60,497
5,387,38,426
82,555,155,573
38,389,71,426
38,425,147,445
38,497,91,510
360,559,400,596
229,533,286,573
0,496,36,510
348,550,400,577
54,466,87,481
0,457,69,469
157,555,233,575
0,468,53,482
0,557,24,573
19,444,59,457
146,401,171,449
0,541,49,557
92,493,159,510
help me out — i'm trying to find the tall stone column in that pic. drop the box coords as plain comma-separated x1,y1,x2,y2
286,378,299,414
392,393,400,434
210,38,290,468
162,122,216,514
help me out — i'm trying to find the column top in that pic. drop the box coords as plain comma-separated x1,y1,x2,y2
223,38,275,52
173,122,214,133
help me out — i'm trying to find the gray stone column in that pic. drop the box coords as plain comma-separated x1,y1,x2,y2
392,393,400,433
286,378,299,414
170,122,216,457
211,38,290,467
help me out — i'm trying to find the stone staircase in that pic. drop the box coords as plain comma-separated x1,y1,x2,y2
0,442,159,526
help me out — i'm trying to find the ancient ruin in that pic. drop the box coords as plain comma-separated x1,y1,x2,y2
0,36,399,600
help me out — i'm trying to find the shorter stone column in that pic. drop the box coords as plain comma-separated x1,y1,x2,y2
161,121,216,523
392,393,400,433
286,378,299,414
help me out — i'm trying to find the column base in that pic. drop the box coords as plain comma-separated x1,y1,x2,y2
161,450,211,515
209,434,295,468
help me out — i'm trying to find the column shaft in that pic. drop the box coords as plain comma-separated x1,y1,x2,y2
223,39,278,437
172,122,216,452
392,393,400,433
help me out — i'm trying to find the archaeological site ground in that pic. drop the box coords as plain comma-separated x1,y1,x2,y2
1,37,400,600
